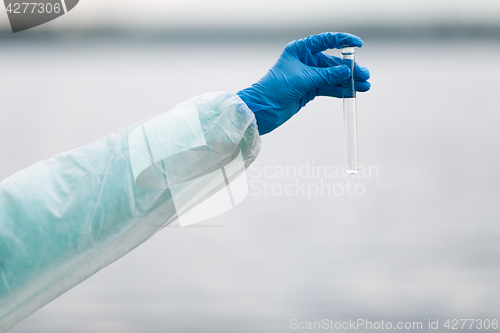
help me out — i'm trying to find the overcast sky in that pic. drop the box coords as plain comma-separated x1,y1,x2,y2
1,0,499,31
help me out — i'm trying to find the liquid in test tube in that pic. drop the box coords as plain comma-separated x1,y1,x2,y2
341,47,359,174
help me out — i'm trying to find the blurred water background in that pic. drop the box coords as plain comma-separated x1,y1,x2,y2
1,1,500,332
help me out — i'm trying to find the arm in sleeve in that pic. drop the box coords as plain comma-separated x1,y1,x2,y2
0,91,261,332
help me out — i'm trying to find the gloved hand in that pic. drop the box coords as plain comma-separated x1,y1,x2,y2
237,32,371,135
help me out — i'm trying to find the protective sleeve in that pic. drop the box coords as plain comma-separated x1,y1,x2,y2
0,91,261,332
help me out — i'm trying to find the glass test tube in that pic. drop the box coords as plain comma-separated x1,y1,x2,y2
341,47,359,174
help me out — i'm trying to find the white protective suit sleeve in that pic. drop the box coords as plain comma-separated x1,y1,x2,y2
0,91,261,332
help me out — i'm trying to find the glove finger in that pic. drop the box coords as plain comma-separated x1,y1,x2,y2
317,53,371,81
317,81,371,97
306,65,351,91
316,86,343,98
295,32,363,55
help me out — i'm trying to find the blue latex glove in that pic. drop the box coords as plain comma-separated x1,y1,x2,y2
237,32,371,135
